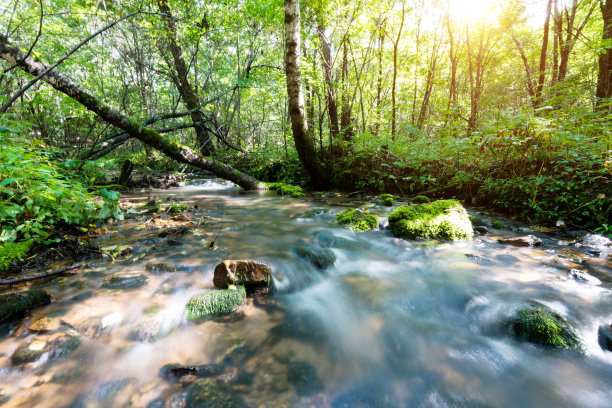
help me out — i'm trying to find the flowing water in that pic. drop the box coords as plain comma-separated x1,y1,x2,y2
0,178,611,407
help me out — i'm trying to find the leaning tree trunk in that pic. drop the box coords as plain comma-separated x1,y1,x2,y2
0,35,261,190
284,0,328,186
597,0,612,111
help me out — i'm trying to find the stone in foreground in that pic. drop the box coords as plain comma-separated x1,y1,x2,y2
513,306,579,349
213,260,272,293
388,199,473,240
186,378,246,408
185,286,246,320
498,235,543,247
0,290,51,323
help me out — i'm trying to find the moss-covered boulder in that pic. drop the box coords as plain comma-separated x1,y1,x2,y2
186,378,246,408
513,306,579,348
267,182,305,198
0,290,51,323
293,246,336,270
186,286,246,320
388,199,473,240
377,194,394,207
412,195,430,204
0,240,33,272
336,209,378,232
11,331,81,365
213,260,272,294
166,203,188,213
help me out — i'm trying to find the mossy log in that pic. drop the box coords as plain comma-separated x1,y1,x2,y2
0,35,262,190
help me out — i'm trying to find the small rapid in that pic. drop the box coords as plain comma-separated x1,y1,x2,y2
0,178,610,407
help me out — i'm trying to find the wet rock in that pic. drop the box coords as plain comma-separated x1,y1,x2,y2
491,220,505,229
167,238,183,246
569,269,601,285
186,378,246,408
51,366,84,384
158,226,190,238
11,331,81,365
68,379,133,407
171,214,191,222
498,235,543,247
377,194,394,206
138,200,161,213
146,263,177,274
185,286,246,320
388,200,473,240
102,272,148,290
313,231,358,249
287,361,323,397
336,208,378,232
293,246,336,270
332,382,397,408
28,317,60,333
147,398,166,408
160,363,222,382
464,254,496,266
598,324,612,351
473,226,489,235
513,306,579,348
0,290,51,323
213,260,272,293
128,318,169,342
575,233,612,251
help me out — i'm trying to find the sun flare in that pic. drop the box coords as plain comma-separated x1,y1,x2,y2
448,0,500,24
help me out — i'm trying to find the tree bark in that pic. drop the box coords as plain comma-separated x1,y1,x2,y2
284,0,328,186
0,35,262,190
375,18,386,136
391,3,405,139
317,17,340,139
157,0,214,156
597,0,612,110
535,0,553,107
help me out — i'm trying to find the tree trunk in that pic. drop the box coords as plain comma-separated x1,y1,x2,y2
0,35,261,190
391,3,405,139
375,18,386,136
284,0,328,186
157,0,214,156
535,0,553,107
317,17,340,139
597,0,612,110
340,38,353,141
417,39,440,128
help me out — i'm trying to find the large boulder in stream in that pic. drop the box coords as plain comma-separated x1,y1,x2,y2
186,378,247,408
598,323,612,351
0,290,51,323
293,246,336,270
388,199,473,240
513,306,579,349
336,208,378,232
213,260,272,293
185,286,246,320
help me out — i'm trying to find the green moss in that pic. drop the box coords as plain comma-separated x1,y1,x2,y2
166,203,188,213
0,290,51,323
336,209,379,232
378,194,394,206
186,286,246,320
469,215,487,226
0,241,33,272
513,307,579,348
413,195,430,204
137,200,161,213
267,183,304,198
186,378,246,408
492,220,504,229
388,199,473,240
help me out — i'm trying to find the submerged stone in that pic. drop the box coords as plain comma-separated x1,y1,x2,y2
293,246,336,270
160,363,222,382
213,260,272,293
576,233,612,251
186,378,246,408
287,361,324,396
312,231,358,249
388,200,473,240
498,235,543,247
0,290,51,323
513,306,579,349
336,208,378,232
146,263,177,274
598,324,612,351
569,269,601,285
185,286,246,320
102,272,148,290
11,331,81,365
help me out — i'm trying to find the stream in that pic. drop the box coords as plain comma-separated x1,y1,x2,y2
0,177,611,407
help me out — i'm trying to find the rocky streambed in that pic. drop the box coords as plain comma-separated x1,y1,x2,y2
0,177,611,407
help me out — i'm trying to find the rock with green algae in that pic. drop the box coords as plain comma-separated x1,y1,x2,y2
166,203,188,213
186,378,247,408
377,194,394,206
412,195,430,204
513,306,579,349
0,290,51,323
388,199,473,240
293,246,336,270
186,286,246,320
0,240,33,272
336,209,379,232
267,182,306,198
102,272,148,290
11,331,81,365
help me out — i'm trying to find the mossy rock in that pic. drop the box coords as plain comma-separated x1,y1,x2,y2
268,183,305,198
469,215,487,227
0,290,51,323
0,240,33,272
377,194,394,207
11,332,81,365
293,246,336,270
186,378,246,408
336,209,378,232
186,286,246,320
102,273,148,290
166,203,188,214
412,195,430,204
137,200,161,213
513,306,579,348
388,199,473,241
312,231,358,249
491,220,504,229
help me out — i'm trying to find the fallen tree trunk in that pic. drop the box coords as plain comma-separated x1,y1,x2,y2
0,263,82,286
0,35,262,190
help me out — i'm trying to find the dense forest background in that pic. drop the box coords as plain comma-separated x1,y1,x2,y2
0,0,611,246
